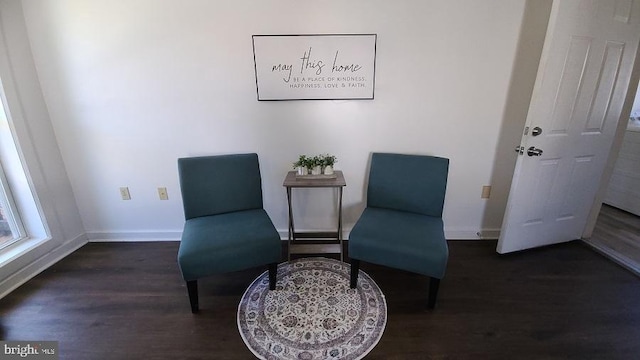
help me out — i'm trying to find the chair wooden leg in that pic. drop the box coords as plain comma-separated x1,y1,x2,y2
268,263,277,290
350,259,360,288
428,277,440,309
187,280,199,313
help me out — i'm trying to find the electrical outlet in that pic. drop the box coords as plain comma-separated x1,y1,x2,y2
120,187,131,200
158,187,168,200
481,185,491,199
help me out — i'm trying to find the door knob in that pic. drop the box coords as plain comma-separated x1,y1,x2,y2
527,146,543,157
531,126,543,136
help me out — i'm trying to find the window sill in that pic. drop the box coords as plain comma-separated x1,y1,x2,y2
0,236,51,268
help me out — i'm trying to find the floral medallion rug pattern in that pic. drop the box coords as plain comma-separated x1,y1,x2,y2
237,257,387,360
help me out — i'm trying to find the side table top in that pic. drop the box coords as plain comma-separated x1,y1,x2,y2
283,170,346,188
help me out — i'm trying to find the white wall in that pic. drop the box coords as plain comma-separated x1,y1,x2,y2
19,0,540,240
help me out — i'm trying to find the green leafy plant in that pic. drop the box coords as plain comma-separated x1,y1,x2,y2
293,153,337,172
302,156,314,169
293,155,309,169
311,155,323,168
322,154,337,167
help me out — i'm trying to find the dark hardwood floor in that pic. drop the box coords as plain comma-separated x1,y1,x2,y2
1,240,639,359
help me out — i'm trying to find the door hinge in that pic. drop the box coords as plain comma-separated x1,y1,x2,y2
515,145,524,155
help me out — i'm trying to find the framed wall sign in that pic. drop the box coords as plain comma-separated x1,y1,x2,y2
252,34,377,101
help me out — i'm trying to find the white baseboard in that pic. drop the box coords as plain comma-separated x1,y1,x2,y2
446,228,501,240
86,227,501,242
89,230,322,242
280,228,500,241
0,233,87,299
87,231,182,242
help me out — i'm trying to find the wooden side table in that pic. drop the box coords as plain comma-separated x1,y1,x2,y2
283,171,346,261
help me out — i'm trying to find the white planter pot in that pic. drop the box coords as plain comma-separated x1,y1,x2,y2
296,166,308,175
311,166,322,175
324,165,334,175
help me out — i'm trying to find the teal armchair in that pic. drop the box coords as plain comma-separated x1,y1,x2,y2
177,154,281,313
349,153,449,309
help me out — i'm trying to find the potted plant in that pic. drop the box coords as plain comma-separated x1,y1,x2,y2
293,155,309,175
322,154,337,175
310,155,323,175
293,153,338,176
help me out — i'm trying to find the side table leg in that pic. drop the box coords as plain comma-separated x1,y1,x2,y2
286,187,294,261
338,187,344,262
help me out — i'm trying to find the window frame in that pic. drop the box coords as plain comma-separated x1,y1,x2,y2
0,158,26,249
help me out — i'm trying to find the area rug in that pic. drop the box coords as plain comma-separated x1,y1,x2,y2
237,257,387,360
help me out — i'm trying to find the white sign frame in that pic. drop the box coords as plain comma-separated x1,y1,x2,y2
252,34,377,101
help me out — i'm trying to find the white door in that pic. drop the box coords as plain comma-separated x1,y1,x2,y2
497,0,640,254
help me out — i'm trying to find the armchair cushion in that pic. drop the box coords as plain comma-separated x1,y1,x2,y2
349,207,448,279
178,209,281,281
